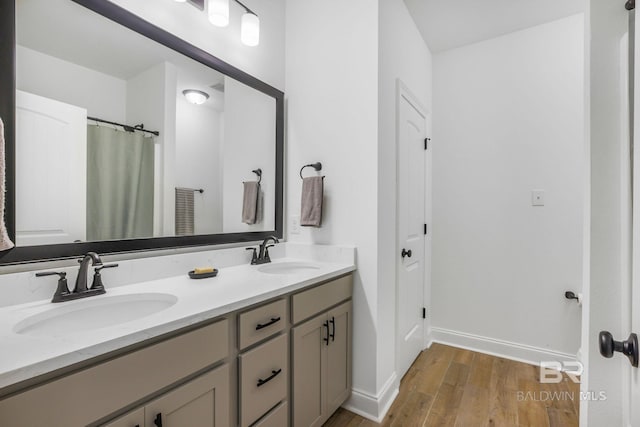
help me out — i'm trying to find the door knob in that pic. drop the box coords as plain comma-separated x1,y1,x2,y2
401,248,412,258
599,331,639,367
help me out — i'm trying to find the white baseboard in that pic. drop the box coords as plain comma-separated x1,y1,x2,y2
342,372,399,422
430,327,576,366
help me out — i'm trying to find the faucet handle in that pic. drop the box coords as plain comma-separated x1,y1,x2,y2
35,271,70,303
246,247,258,265
90,264,118,292
95,263,119,272
264,245,276,262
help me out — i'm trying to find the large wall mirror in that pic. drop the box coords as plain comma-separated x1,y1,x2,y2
0,0,283,264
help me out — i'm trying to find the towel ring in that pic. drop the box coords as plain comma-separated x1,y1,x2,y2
252,168,262,184
299,162,322,179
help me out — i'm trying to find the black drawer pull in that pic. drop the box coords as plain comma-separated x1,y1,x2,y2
324,321,330,345
330,316,335,342
255,316,281,330
257,368,282,387
154,413,163,427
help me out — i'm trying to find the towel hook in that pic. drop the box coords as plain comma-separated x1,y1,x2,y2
252,168,262,184
299,162,322,179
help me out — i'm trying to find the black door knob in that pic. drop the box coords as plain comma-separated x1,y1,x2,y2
599,331,639,367
401,248,412,258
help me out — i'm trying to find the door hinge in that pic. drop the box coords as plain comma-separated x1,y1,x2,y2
422,307,427,319
424,138,431,150
424,224,427,235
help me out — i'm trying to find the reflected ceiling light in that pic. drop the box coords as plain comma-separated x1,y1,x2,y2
183,89,210,105
208,0,229,27
240,11,260,47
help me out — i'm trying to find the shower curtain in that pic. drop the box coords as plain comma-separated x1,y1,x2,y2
86,125,155,241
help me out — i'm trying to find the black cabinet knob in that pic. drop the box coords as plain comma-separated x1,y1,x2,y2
599,331,639,367
401,248,412,258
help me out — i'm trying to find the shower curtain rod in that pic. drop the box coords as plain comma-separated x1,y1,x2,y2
88,116,160,136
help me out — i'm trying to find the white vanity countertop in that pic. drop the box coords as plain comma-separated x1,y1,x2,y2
0,252,355,390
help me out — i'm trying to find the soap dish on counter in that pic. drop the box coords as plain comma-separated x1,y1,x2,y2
188,269,219,279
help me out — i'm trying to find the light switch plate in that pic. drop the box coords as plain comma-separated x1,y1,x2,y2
531,190,545,206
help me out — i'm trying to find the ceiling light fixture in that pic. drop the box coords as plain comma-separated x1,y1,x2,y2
183,89,210,105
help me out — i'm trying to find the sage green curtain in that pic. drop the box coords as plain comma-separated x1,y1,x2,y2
87,125,155,241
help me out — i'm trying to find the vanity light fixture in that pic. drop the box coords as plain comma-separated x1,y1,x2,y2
240,8,259,47
208,0,229,27
183,89,210,105
178,0,261,47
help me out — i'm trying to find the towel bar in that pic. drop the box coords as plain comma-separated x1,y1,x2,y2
299,162,322,179
176,187,204,193
252,168,262,184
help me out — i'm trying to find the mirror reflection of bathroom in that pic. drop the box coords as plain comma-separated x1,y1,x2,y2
14,0,276,246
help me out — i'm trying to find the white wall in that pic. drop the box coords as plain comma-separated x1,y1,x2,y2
108,0,285,91
221,78,276,232
175,97,223,234
126,62,178,237
432,14,585,362
376,0,433,413
16,45,126,122
286,0,432,421
285,0,380,415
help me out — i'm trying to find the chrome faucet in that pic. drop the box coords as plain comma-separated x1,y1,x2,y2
35,252,118,303
246,236,279,265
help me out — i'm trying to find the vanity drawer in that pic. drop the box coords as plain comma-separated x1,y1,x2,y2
239,298,287,350
239,333,288,427
0,319,229,427
292,274,353,324
253,401,288,427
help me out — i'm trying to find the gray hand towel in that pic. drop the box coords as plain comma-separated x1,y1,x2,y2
242,181,260,225
175,187,195,236
300,176,324,227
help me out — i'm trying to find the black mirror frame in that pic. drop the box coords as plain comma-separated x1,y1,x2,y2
0,0,284,265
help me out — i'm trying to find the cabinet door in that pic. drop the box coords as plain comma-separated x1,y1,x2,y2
292,313,327,427
326,301,352,416
144,364,229,427
102,408,144,427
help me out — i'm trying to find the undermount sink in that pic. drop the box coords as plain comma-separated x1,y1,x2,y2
257,262,321,275
13,293,178,337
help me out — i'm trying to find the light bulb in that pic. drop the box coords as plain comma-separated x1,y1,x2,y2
241,12,259,47
183,90,210,105
208,0,229,27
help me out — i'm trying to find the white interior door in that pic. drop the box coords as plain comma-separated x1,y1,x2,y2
396,81,427,378
16,90,87,246
631,13,640,426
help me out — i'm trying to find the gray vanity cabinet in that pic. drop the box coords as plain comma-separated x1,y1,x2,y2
291,275,353,427
102,408,144,427
144,364,230,427
103,364,229,427
325,302,352,416
292,313,328,427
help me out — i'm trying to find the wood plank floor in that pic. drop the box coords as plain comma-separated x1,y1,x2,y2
323,344,579,427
